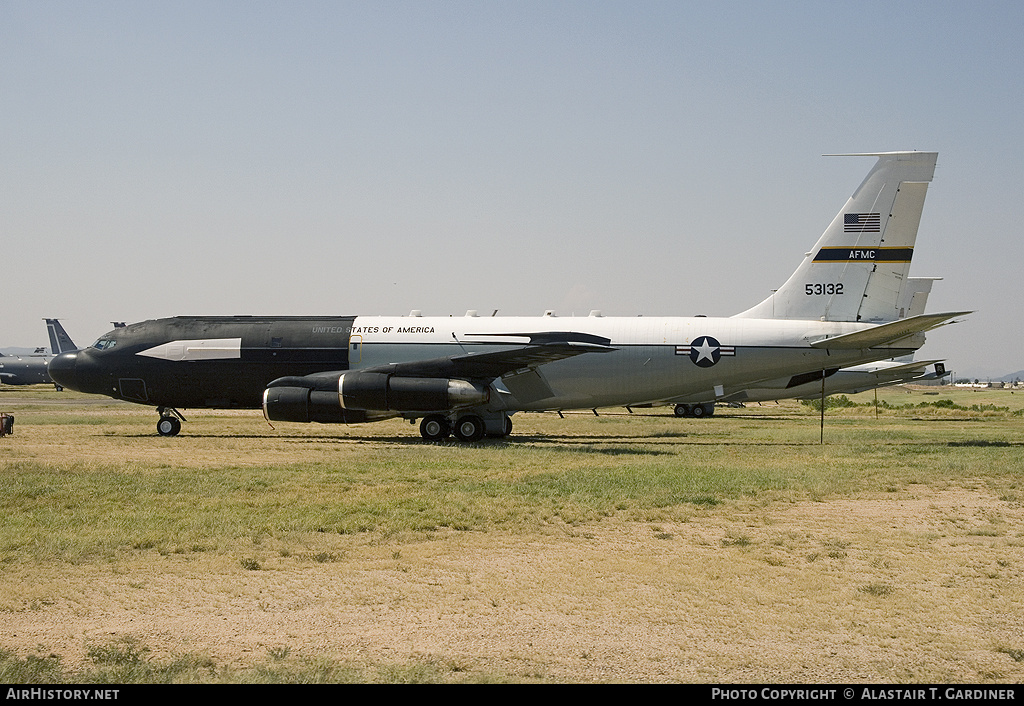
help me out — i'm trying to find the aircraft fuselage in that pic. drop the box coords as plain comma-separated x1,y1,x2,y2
0,355,53,386
49,314,917,413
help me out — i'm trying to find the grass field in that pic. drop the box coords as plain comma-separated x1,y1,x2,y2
1,384,1023,683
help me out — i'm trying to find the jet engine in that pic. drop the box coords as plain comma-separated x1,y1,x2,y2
262,384,384,424
262,372,489,424
339,372,489,411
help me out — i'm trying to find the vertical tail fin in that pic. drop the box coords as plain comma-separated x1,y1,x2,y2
734,152,938,322
45,319,78,355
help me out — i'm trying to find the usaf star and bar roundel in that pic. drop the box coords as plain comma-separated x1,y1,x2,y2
675,336,736,367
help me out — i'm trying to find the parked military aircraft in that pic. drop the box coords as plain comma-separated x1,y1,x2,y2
781,358,948,400
0,319,78,387
48,152,969,440
0,349,51,386
670,359,949,416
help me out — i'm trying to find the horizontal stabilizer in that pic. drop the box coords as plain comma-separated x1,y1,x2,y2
809,312,971,350
869,359,943,376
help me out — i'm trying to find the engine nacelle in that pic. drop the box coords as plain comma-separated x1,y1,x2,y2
339,372,489,411
262,385,393,424
262,372,489,424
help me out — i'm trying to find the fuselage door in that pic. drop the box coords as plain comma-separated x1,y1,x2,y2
349,335,362,365
119,378,148,402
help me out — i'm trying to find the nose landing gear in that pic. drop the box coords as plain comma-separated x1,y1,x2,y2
156,407,187,436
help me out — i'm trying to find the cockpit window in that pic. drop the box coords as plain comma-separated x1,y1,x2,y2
92,339,117,351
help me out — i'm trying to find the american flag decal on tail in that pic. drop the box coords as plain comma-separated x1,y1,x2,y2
844,213,880,232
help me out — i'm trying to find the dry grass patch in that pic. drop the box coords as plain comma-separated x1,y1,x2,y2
2,386,1024,682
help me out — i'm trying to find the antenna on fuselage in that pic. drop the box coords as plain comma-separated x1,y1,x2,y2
451,331,468,355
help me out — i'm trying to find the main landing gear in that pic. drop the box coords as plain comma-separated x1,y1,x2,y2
673,403,716,418
156,407,187,436
418,413,512,442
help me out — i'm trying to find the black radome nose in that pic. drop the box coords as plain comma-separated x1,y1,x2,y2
47,351,80,391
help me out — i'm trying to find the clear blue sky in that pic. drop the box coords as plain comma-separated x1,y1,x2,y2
2,1,1021,377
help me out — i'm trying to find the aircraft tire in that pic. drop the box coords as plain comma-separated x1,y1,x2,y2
690,404,708,418
673,404,690,418
420,415,450,442
502,415,513,437
453,414,486,442
157,416,181,437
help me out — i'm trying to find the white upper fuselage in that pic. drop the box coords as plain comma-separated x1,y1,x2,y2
346,314,917,411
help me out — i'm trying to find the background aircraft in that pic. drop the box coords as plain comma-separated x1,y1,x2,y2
0,320,79,387
666,359,948,417
784,359,948,400
0,349,52,386
48,152,968,440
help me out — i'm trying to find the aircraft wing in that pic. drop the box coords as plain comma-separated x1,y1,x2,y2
809,312,972,350
368,339,616,381
268,334,617,391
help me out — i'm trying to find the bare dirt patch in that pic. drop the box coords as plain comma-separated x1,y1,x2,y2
3,486,1022,682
